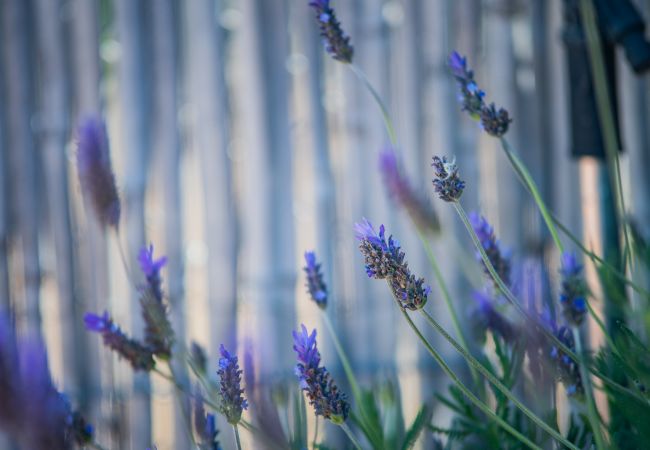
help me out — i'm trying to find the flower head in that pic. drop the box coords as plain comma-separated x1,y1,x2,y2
190,341,208,374
472,291,518,344
304,251,328,308
194,392,221,450
550,326,583,396
309,0,353,63
84,311,155,371
431,155,465,202
558,252,588,326
379,149,440,234
218,345,248,424
448,51,512,136
355,219,430,310
138,244,168,301
76,115,121,228
469,212,511,290
293,325,349,424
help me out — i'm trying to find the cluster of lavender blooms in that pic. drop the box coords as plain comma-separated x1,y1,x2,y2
469,212,512,290
84,244,173,370
379,149,440,234
293,325,350,424
218,345,248,425
0,315,94,448
431,155,465,202
448,51,512,137
194,392,221,450
308,0,353,63
550,326,584,396
76,115,121,228
472,291,518,344
355,218,430,310
559,252,588,326
304,251,328,308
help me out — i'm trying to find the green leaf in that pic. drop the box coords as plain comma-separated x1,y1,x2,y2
400,404,433,450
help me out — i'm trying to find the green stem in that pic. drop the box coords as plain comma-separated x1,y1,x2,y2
499,137,563,252
234,424,243,450
349,64,398,146
578,0,632,269
415,228,479,385
340,422,363,450
312,416,319,450
453,202,650,406
419,309,577,449
400,308,541,449
572,327,606,450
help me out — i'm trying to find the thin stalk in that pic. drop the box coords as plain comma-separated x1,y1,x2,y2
578,0,632,269
419,309,578,450
499,137,563,252
553,216,650,300
340,422,363,450
349,64,397,146
167,361,197,447
415,228,478,385
399,308,541,450
312,417,319,450
453,202,650,406
572,327,606,450
233,424,243,450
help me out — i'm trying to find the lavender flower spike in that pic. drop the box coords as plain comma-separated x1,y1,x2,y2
550,326,583,396
379,149,440,234
431,155,465,202
469,212,511,290
293,325,349,424
84,311,155,371
218,344,248,425
76,115,121,228
472,292,518,344
355,218,430,310
309,0,353,63
559,252,588,326
304,251,328,308
138,244,174,358
194,391,221,450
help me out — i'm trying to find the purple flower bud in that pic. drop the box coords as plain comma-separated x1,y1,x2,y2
379,149,440,234
304,251,328,308
355,219,429,310
218,345,248,424
480,103,512,137
431,155,465,202
472,291,518,343
76,115,121,228
558,252,588,327
138,244,168,301
194,391,220,450
84,311,155,371
469,212,511,290
293,325,349,424
550,326,583,396
309,0,353,63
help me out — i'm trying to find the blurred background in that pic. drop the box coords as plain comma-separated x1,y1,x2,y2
1,0,650,448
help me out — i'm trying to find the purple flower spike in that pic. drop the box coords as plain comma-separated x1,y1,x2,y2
379,149,440,234
355,219,429,310
139,244,168,293
472,292,517,343
469,212,511,290
550,326,583,396
218,345,248,425
304,251,328,308
194,392,220,450
431,155,465,202
76,115,121,228
559,252,588,326
309,0,353,63
84,311,155,371
293,325,349,424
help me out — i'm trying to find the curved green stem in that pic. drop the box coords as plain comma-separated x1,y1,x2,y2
400,308,541,450
233,424,243,450
572,327,606,450
419,309,578,450
312,416,319,450
349,64,398,146
340,422,363,450
499,138,563,252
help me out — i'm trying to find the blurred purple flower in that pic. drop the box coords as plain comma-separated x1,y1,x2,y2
379,149,440,234
431,155,465,202
139,244,168,301
194,391,221,450
355,218,430,310
76,115,121,228
84,311,155,371
304,251,328,308
293,325,349,424
309,0,354,63
480,103,512,137
559,252,588,326
472,291,518,344
550,326,583,396
218,344,248,424
469,212,511,290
